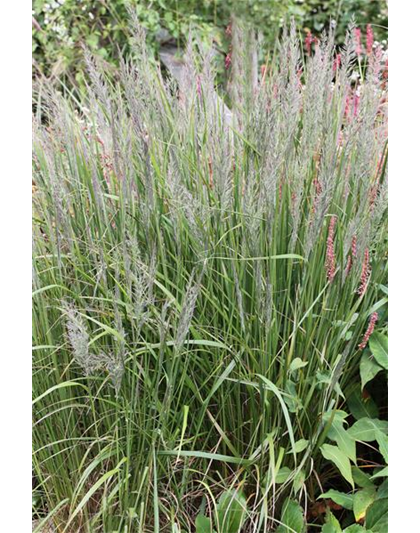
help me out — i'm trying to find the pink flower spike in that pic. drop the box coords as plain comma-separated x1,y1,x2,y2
196,75,202,98
333,53,341,72
357,248,371,296
354,28,363,57
353,92,360,117
358,312,378,350
305,31,314,55
325,216,337,282
351,235,357,258
366,24,374,55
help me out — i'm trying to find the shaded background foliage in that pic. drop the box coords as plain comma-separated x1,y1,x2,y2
33,0,388,83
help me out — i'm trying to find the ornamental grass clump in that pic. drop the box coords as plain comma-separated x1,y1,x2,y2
32,18,387,533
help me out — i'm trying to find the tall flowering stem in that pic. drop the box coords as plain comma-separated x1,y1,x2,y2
358,312,378,350
325,216,337,282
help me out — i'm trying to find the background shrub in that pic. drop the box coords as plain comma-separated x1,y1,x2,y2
32,0,388,83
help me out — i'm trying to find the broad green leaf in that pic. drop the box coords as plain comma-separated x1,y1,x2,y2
320,444,354,488
289,358,308,373
365,498,388,532
353,487,376,522
351,467,375,489
286,439,309,455
319,490,354,510
277,498,305,533
216,489,247,533
360,352,383,390
322,510,342,533
322,412,356,464
275,467,292,484
347,418,388,442
195,514,214,533
347,389,379,420
369,333,388,370
371,467,388,479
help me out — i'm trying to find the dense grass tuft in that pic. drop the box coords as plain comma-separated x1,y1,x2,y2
33,21,387,532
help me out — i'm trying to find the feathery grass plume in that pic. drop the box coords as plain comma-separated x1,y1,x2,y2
32,20,387,532
175,268,203,352
64,303,102,375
